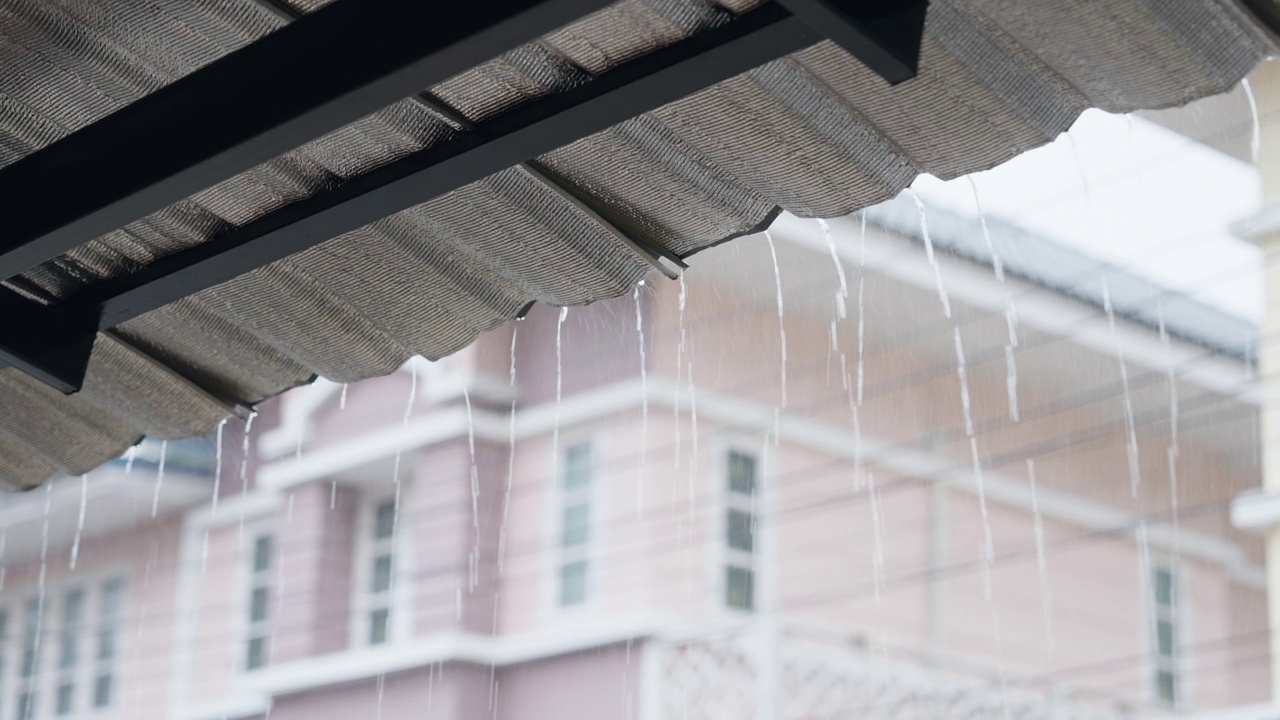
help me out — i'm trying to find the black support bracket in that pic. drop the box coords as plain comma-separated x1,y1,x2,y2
0,293,97,394
777,0,928,84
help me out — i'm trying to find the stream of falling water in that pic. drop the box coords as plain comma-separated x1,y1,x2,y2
1027,459,1055,654
968,177,1021,422
551,307,568,485
238,411,258,545
27,485,52,710
151,440,168,517
124,445,137,474
1102,283,1142,496
1159,315,1181,552
211,419,225,513
1243,77,1261,163
634,284,648,516
907,189,952,319
763,230,787,408
499,326,519,573
339,382,349,410
674,275,687,471
70,474,88,569
868,471,885,604
857,212,867,405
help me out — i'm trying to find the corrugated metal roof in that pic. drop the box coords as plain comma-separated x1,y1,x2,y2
0,0,1275,489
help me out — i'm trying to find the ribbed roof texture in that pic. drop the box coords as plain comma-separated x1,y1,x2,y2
0,0,1275,489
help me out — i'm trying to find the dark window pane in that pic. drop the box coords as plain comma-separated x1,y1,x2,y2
97,629,117,662
727,509,754,552
726,566,755,611
562,504,589,547
1157,620,1176,657
375,501,396,540
246,636,267,670
1154,567,1175,607
93,675,112,708
372,554,393,593
1157,669,1177,704
370,609,390,645
560,561,588,606
56,683,73,715
17,691,34,720
250,587,270,623
253,536,273,574
564,444,592,490
100,579,124,619
728,452,756,495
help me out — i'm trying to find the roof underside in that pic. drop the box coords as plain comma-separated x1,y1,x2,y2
0,0,1276,489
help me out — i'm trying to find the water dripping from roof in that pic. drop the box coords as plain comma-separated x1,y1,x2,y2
907,189,952,319
339,382,349,410
551,307,568,486
498,326,519,574
857,212,867,406
634,285,648,518
238,411,258,547
69,473,87,569
211,419,226,514
763,230,787,408
151,440,167,517
1243,77,1261,163
1027,459,1055,656
1159,312,1181,554
1102,282,1142,497
968,176,1020,422
124,445,137,474
674,275,687,471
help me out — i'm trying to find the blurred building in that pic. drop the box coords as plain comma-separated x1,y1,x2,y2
0,189,1268,720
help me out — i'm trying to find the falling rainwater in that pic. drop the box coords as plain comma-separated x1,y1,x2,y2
239,411,258,544
1102,283,1142,496
1027,459,1055,654
124,445,137,474
674,274,687,470
857,212,867,405
70,474,88,569
907,189,952,319
1159,314,1181,551
463,381,479,532
211,419,225,513
968,177,1020,422
339,382,349,410
499,326,519,573
151,440,168,517
763,230,787,408
634,285,648,516
868,471,885,605
1243,77,1261,163
331,480,338,509
954,327,975,438
551,307,568,483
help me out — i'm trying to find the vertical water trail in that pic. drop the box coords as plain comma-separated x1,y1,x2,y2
763,230,787,407
1243,77,1261,163
954,327,975,438
339,382,349,410
868,471,884,605
907,189,951,319
818,218,849,300
286,492,295,523
551,307,568,485
389,357,419,537
968,176,1020,421
124,445,137,474
1102,283,1142,496
634,285,648,516
70,474,88,569
28,485,52,708
211,419,226,513
1027,459,1055,655
238,411,258,546
819,218,847,387
955,326,993,572
857,213,867,406
463,380,479,530
330,480,337,509
1160,315,1181,552
499,327,519,574
151,440,168,517
674,275,687,470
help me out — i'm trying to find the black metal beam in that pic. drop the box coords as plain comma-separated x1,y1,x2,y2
0,0,615,283
775,0,927,84
1,0,929,392
74,4,823,332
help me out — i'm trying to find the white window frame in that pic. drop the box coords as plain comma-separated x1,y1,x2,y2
242,531,274,672
0,569,128,720
717,442,760,615
351,491,408,647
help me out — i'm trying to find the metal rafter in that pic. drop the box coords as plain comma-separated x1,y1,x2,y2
0,0,928,391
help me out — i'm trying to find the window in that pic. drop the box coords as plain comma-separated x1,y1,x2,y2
246,535,273,670
0,578,123,720
725,450,757,611
359,498,397,645
558,443,593,607
1152,565,1181,706
94,579,124,710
